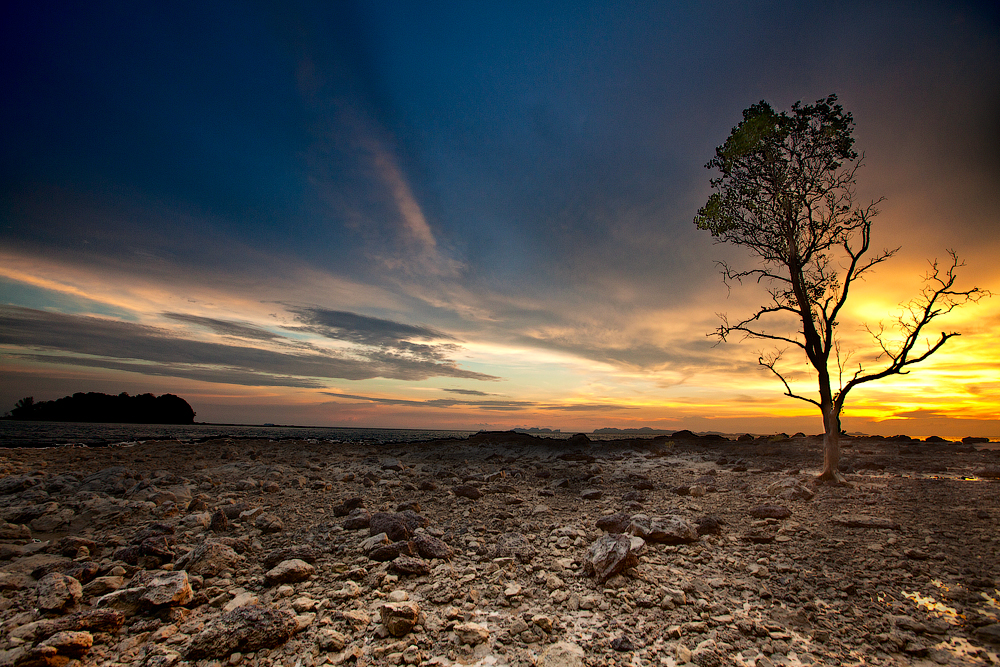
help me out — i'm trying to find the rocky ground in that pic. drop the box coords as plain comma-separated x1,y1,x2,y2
1,431,999,667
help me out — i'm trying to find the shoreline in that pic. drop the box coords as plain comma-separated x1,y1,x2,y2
1,433,999,665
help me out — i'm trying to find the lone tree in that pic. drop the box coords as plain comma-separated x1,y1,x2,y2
695,94,987,482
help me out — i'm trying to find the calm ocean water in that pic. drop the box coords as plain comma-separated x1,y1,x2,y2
0,421,482,448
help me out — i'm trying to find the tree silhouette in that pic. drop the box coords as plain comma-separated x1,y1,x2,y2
695,95,988,483
4,392,195,424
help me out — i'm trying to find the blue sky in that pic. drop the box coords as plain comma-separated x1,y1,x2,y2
2,1,998,435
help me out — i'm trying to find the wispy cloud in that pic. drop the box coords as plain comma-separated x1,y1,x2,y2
163,313,281,341
322,390,635,413
0,305,497,386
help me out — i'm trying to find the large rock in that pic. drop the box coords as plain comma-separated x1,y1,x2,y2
369,511,428,541
454,622,489,645
596,512,631,533
380,601,420,637
39,630,93,656
175,541,243,577
262,545,320,570
96,570,192,614
538,641,586,667
626,514,699,544
185,604,297,659
255,513,284,534
584,534,640,581
36,572,82,612
9,609,125,643
412,533,454,560
264,559,315,586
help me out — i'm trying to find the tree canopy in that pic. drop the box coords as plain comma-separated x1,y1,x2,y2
6,392,196,424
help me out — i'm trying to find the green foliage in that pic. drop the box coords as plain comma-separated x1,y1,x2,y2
694,95,859,262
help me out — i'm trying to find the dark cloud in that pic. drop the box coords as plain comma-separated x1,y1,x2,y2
11,354,326,389
0,306,497,385
322,391,634,413
442,388,494,396
163,313,280,341
288,306,467,364
291,307,454,344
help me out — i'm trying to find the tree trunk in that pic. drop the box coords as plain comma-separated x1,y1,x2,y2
818,402,848,484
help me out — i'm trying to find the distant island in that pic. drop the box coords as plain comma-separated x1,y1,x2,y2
4,392,196,424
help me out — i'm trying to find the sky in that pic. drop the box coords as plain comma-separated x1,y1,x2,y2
2,1,999,436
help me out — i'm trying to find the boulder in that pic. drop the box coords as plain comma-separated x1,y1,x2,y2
264,559,315,586
538,641,586,667
584,534,640,581
380,601,420,637
749,505,792,520
596,512,631,533
262,545,321,570
185,604,297,659
453,485,483,500
36,573,82,612
454,622,489,645
175,541,243,577
626,515,699,544
389,555,431,576
412,533,454,560
255,513,284,534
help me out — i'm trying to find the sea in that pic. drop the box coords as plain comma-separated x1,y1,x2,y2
0,421,484,449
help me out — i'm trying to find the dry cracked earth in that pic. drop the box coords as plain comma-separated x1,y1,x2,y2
1,431,999,667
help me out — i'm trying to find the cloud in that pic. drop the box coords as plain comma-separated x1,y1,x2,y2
322,391,636,413
291,306,453,344
442,388,495,396
163,313,280,341
11,354,327,389
0,305,498,386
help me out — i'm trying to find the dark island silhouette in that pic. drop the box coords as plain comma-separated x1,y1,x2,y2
5,392,195,424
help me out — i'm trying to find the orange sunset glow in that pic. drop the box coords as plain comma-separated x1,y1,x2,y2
2,3,998,439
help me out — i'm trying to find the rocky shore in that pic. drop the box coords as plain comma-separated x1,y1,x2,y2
1,431,998,667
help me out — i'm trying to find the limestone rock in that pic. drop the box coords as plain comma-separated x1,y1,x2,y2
453,485,483,500
175,541,243,577
585,533,639,581
185,604,297,659
380,601,420,637
749,505,792,519
538,641,585,667
454,621,489,645
38,630,93,655
255,513,284,533
390,555,431,576
596,512,631,533
264,559,315,586
626,514,699,544
412,533,454,560
36,573,82,612
262,545,320,570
